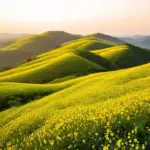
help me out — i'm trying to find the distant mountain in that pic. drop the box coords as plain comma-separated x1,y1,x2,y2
120,35,150,49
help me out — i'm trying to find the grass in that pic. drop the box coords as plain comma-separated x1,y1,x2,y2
0,31,81,71
0,53,105,83
0,63,150,149
0,81,76,110
92,44,150,68
0,34,150,149
0,31,80,52
85,33,125,44
1,43,150,84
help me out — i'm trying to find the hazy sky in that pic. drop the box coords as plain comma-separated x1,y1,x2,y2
0,0,150,36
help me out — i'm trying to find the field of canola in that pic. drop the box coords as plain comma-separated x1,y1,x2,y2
0,63,150,149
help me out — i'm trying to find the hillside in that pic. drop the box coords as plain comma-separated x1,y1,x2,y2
92,44,150,68
0,31,81,52
87,33,125,44
0,32,126,71
0,32,150,149
0,42,149,84
0,31,81,71
0,63,150,149
0,53,105,83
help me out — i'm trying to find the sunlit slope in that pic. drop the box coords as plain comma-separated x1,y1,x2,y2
0,31,81,71
0,53,105,83
61,36,116,50
20,36,116,67
92,44,150,68
0,31,81,52
0,63,150,149
0,78,83,110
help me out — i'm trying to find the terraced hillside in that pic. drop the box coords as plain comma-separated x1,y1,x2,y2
0,63,150,149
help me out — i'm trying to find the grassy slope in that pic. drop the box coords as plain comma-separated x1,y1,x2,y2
85,33,125,44
92,44,150,68
0,31,81,52
0,36,119,83
0,63,150,149
0,31,81,71
0,78,83,110
0,53,105,83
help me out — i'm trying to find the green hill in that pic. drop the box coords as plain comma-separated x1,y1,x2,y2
0,31,81,52
61,36,116,50
1,43,149,84
0,32,125,71
92,44,150,68
0,32,150,149
0,53,105,83
0,63,150,149
86,33,125,44
0,31,81,71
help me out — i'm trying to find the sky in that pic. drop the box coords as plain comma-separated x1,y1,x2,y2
0,0,150,36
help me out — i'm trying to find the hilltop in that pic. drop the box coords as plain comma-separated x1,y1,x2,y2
87,33,125,44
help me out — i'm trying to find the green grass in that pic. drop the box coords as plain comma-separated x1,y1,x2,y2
0,63,150,149
92,44,150,68
0,53,105,83
0,37,118,83
85,33,125,44
0,33,150,149
0,31,80,52
0,81,76,110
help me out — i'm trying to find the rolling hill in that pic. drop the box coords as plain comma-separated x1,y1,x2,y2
92,44,150,68
0,53,105,83
0,31,81,71
0,31,81,52
86,33,125,44
0,63,150,149
0,41,150,84
0,31,150,149
0,32,125,71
